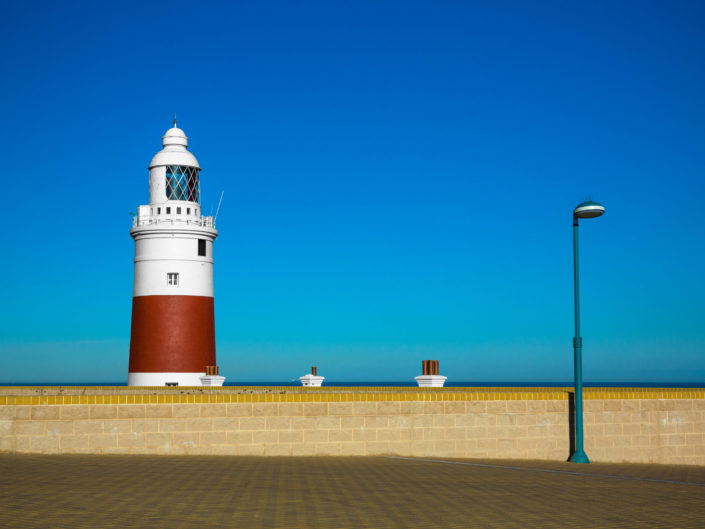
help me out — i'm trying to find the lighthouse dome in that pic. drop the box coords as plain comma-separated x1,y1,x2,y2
149,124,200,169
163,126,188,147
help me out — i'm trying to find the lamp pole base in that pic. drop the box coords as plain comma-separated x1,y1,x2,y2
569,450,590,464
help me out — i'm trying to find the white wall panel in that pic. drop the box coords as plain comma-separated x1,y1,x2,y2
135,235,214,262
133,259,213,297
149,166,167,205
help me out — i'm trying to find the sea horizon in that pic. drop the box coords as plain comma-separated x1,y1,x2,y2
1,381,703,388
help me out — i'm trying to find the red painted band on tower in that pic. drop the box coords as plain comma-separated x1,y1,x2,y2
128,295,215,372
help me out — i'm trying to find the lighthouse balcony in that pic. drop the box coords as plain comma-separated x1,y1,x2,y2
132,214,215,229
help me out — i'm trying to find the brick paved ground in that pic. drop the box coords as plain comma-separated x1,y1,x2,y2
1,454,703,528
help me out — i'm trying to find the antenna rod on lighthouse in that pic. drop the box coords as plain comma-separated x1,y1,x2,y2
215,190,224,223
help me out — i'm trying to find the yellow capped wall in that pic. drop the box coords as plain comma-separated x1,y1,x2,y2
0,387,703,465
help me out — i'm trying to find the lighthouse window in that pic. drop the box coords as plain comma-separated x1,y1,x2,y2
166,207,171,214
198,239,206,256
167,273,179,286
187,208,191,215
157,207,161,214
177,207,181,214
166,165,200,203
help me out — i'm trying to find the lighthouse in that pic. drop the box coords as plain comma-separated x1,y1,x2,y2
128,121,224,386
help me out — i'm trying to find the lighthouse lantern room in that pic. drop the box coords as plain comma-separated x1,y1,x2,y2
128,121,224,386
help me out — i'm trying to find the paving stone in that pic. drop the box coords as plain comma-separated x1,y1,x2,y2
0,454,703,528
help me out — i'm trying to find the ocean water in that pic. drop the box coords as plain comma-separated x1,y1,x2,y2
1,381,703,388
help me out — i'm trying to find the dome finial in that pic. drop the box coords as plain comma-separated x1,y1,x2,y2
173,114,177,128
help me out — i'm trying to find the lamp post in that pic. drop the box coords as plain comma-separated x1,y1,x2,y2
570,200,605,464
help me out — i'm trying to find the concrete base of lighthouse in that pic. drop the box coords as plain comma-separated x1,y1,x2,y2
128,372,208,387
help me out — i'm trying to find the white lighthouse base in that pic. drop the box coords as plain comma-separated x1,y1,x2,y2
299,374,325,387
199,375,226,386
414,375,447,387
128,372,212,387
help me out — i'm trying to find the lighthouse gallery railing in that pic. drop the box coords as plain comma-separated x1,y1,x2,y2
132,216,215,229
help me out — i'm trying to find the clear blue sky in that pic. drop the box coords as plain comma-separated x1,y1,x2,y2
1,1,703,383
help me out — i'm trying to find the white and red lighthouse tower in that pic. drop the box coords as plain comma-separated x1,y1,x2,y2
128,121,224,386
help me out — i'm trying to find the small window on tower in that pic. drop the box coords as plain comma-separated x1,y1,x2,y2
177,207,181,214
198,239,206,257
187,208,191,215
167,273,179,286
157,207,161,214
166,207,171,214
151,208,153,215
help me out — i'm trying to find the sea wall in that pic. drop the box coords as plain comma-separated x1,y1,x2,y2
1,387,703,465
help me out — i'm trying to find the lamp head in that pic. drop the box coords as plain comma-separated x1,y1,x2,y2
574,200,605,219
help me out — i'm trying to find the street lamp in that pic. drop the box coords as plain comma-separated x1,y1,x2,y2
570,200,605,464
